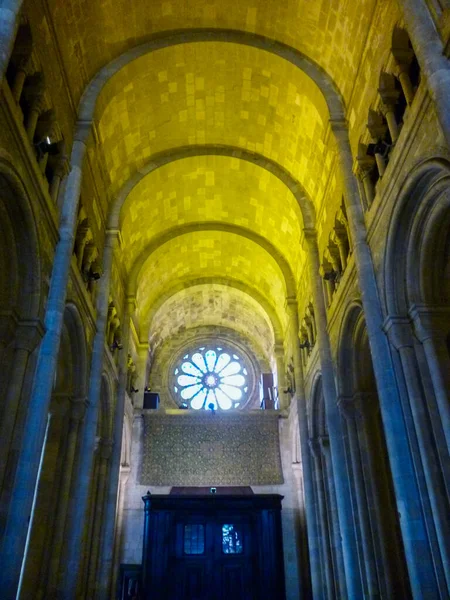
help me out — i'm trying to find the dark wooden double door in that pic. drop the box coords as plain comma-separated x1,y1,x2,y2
169,515,254,599
142,494,285,600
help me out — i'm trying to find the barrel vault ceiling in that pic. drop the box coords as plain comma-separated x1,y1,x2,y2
37,0,379,359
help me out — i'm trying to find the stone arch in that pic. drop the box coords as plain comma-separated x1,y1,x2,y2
109,145,315,231
0,154,42,442
309,372,326,438
78,29,345,126
336,300,409,597
128,221,296,297
54,303,88,399
384,155,450,315
0,151,41,325
336,300,374,398
145,276,283,344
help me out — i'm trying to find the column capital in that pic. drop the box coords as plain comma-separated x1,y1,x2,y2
69,396,88,422
308,437,321,458
318,435,330,456
302,227,318,242
383,315,414,350
125,294,137,313
14,318,45,352
49,393,71,417
97,438,113,460
273,342,285,357
337,395,359,420
408,304,450,343
329,118,349,138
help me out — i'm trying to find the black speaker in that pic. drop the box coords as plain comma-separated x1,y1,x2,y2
143,392,160,409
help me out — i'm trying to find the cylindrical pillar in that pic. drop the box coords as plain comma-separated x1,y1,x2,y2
374,151,386,178
409,306,450,452
396,0,450,147
0,133,88,600
304,230,362,598
385,317,450,590
58,229,118,598
397,67,416,105
339,397,379,598
383,105,400,143
26,95,44,142
286,299,328,599
319,436,348,600
97,295,135,600
0,320,44,492
141,491,152,594
87,440,112,597
331,121,440,597
274,343,288,410
309,439,335,598
11,57,28,102
46,397,86,595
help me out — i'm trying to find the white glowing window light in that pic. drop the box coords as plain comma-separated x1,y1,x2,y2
174,348,247,410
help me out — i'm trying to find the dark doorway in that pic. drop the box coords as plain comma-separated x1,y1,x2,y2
141,494,285,600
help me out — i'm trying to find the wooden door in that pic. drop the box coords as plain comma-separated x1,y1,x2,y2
168,515,255,600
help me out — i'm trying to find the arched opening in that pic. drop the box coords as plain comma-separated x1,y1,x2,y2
384,159,450,591
308,376,344,600
83,374,113,597
20,303,88,598
0,164,41,518
338,304,409,598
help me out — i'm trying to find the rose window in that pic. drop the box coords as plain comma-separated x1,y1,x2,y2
173,347,248,410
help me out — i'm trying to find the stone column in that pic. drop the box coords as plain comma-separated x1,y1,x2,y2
338,396,379,598
409,305,450,452
385,316,450,590
97,295,135,600
0,318,44,492
286,299,325,599
110,466,131,598
331,119,440,598
25,94,45,142
308,439,335,599
46,397,87,595
396,0,450,147
0,0,24,84
58,229,118,598
49,154,69,205
0,129,89,599
11,56,29,102
356,151,376,208
397,63,416,106
141,491,152,594
87,439,112,597
303,229,362,598
274,343,288,410
381,102,400,144
319,436,348,600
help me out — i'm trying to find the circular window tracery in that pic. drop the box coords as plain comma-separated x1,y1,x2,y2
173,346,249,410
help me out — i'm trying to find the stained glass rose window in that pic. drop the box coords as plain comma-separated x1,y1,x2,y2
173,347,249,410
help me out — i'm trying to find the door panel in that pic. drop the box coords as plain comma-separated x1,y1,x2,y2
170,516,255,600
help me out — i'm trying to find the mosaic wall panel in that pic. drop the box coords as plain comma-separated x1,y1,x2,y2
140,412,283,486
